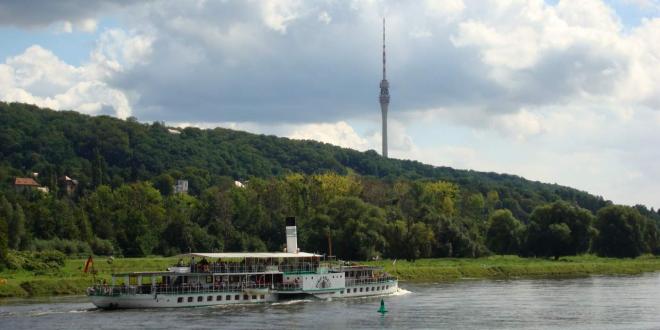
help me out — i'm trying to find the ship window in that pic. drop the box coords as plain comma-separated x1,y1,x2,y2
244,295,249,300
354,288,357,293
226,295,231,301
366,287,369,292
197,296,203,302
372,287,375,291
188,297,193,302
360,288,363,292
386,285,389,289
217,295,222,301
252,295,257,300
340,290,344,294
260,295,265,299
207,296,213,301
177,297,183,303
235,295,240,300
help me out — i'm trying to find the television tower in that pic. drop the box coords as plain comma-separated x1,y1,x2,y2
379,17,390,158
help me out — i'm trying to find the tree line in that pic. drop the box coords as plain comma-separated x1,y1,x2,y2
0,173,658,268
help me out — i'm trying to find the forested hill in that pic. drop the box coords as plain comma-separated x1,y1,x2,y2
1,101,660,261
0,102,608,218
0,102,609,217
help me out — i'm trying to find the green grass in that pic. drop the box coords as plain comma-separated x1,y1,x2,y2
0,256,176,298
367,255,660,282
1,255,659,298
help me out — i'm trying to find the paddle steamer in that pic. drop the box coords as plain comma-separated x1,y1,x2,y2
87,218,398,309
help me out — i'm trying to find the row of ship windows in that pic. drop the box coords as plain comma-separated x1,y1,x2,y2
340,285,390,294
177,294,266,303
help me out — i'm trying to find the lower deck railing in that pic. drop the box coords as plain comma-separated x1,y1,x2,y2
88,283,278,297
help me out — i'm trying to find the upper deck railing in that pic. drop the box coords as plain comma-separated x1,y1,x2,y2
185,262,322,274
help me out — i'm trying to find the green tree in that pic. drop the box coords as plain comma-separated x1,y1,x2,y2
91,147,106,188
463,193,486,221
0,215,7,267
384,220,407,259
486,209,524,254
406,222,435,261
32,197,57,239
0,196,13,231
593,205,647,258
75,208,94,243
84,185,116,240
526,201,595,259
310,173,362,207
433,216,488,258
153,173,175,197
9,203,26,249
325,196,386,260
54,199,79,240
113,182,165,256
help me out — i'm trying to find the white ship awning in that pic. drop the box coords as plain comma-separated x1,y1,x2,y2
179,252,323,259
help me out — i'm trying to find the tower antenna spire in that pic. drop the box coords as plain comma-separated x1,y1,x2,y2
382,17,386,80
379,17,390,158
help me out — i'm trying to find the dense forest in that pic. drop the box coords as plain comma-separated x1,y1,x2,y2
0,102,658,266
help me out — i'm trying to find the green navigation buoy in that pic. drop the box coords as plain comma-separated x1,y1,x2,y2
377,298,388,314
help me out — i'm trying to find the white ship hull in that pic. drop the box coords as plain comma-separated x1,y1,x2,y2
90,281,398,309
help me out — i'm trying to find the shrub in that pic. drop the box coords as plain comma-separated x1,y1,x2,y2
5,250,65,272
90,237,114,256
33,238,92,256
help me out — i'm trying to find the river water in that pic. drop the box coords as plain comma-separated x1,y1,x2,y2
1,273,659,329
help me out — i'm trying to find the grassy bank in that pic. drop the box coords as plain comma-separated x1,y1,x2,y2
0,256,176,298
1,255,659,298
368,255,660,282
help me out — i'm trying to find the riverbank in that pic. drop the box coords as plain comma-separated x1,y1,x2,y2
0,257,175,298
368,255,660,282
1,255,659,298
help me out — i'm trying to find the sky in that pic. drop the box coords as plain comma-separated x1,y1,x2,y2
0,0,659,209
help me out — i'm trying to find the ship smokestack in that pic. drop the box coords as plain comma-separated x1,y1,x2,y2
286,217,298,253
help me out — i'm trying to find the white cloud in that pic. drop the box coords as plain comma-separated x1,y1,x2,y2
92,29,154,69
76,18,98,33
0,30,150,118
288,121,371,150
318,11,332,24
425,0,465,18
492,109,545,141
260,0,303,33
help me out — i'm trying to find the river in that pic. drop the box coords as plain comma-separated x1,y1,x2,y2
1,273,659,329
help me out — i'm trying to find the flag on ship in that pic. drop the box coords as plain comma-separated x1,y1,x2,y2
83,255,94,273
